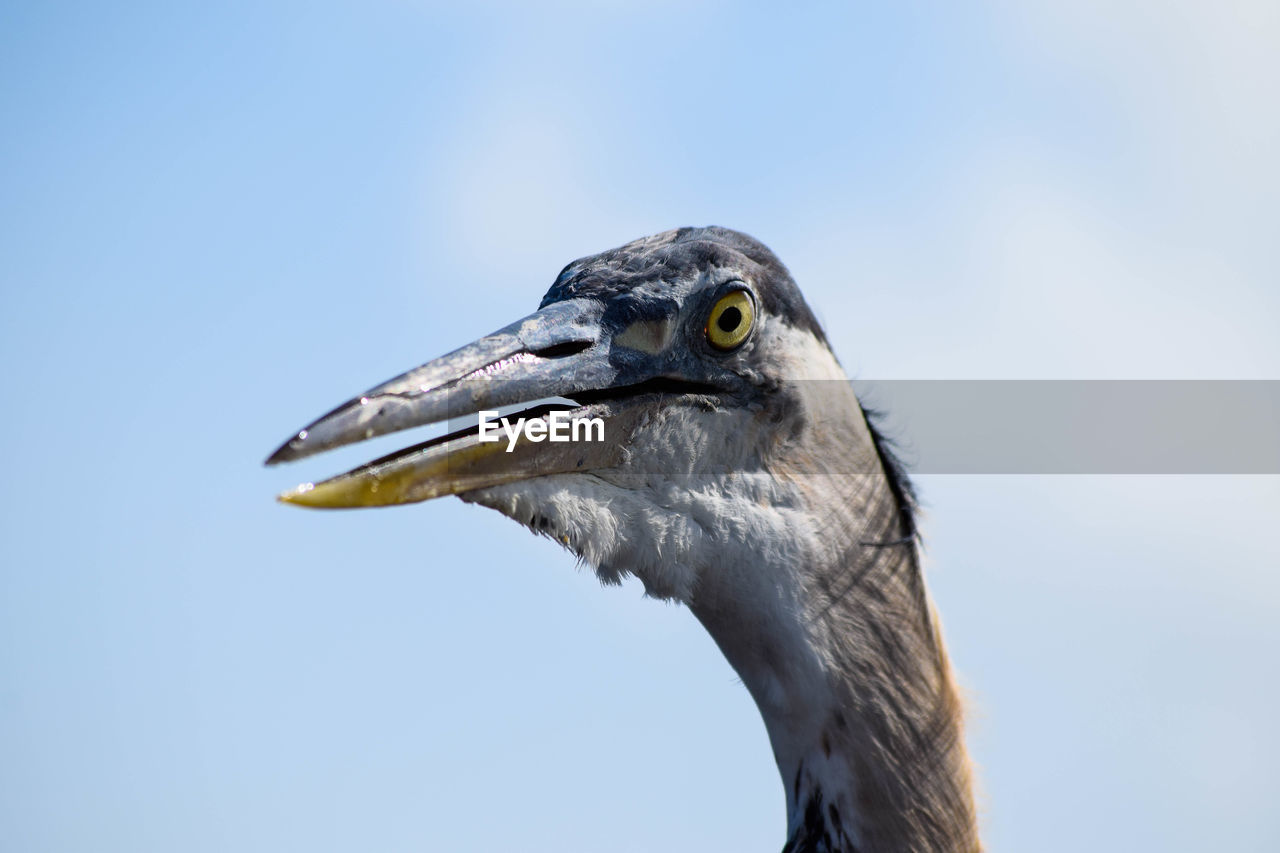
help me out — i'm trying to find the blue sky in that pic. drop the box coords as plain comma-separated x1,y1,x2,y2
2,2,1277,851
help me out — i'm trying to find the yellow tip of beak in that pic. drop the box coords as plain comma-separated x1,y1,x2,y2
276,475,405,509
277,482,319,506
274,441,487,509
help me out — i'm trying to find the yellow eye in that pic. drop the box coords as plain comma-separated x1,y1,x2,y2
705,289,755,351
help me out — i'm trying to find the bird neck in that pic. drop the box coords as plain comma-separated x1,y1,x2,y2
686,419,979,852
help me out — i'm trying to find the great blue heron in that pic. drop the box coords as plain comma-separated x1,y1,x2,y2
266,227,979,852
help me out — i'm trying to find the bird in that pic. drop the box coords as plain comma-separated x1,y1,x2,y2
266,226,980,852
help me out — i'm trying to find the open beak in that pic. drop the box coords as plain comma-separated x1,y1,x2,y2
264,298,654,509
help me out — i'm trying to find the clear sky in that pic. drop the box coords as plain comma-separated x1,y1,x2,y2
2,2,1277,851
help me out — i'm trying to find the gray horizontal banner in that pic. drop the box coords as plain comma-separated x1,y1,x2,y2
434,380,1279,475
853,380,1279,474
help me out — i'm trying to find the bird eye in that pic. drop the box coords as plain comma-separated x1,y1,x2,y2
705,289,755,351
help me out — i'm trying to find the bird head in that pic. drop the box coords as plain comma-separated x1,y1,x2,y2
267,227,889,602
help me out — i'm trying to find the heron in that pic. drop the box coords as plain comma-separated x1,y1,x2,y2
266,227,980,852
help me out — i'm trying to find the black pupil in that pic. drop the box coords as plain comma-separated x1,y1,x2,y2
717,306,742,333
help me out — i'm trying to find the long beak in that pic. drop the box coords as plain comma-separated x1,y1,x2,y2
264,298,646,509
